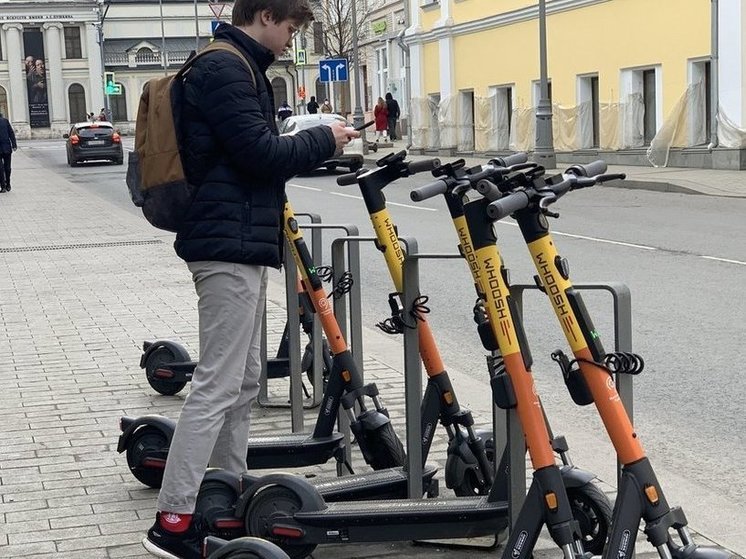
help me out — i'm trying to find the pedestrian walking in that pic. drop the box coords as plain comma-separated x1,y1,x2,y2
141,1,359,558
374,96,389,142
385,92,400,141
277,100,293,121
320,98,333,113
306,95,319,114
0,113,17,193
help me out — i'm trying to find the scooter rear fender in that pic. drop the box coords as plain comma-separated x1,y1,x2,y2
234,473,326,518
140,340,191,369
117,415,176,453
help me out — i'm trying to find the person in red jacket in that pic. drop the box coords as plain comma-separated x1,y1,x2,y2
373,96,389,142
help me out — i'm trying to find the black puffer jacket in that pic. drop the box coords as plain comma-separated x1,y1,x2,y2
176,25,336,267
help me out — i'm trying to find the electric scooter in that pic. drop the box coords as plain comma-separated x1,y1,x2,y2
228,155,592,559
409,154,612,553
337,151,496,497
476,160,734,559
140,279,332,396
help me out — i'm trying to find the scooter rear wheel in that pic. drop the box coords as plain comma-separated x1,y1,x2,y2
245,486,316,559
567,482,613,555
126,427,167,488
197,479,244,540
145,346,188,396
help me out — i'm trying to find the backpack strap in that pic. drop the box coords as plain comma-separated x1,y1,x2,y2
178,41,256,88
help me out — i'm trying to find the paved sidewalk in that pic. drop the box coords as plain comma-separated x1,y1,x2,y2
0,147,741,559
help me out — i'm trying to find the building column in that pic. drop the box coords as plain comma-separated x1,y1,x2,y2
86,22,105,114
43,22,67,126
2,23,29,126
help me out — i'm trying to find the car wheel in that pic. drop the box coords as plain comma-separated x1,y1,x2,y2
69,157,79,167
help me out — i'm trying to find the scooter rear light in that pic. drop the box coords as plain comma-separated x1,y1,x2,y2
154,368,175,379
271,525,304,539
142,458,166,468
214,519,243,529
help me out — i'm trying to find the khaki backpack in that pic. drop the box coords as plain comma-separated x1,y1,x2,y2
126,41,256,232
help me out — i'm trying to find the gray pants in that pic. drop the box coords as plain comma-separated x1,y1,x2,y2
157,261,268,513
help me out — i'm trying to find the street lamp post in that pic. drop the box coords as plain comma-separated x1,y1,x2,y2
95,0,110,117
350,0,366,145
159,0,167,75
534,0,556,168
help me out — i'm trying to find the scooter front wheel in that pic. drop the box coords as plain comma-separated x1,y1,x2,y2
364,422,406,470
145,346,188,395
567,482,613,555
245,486,316,559
125,426,167,488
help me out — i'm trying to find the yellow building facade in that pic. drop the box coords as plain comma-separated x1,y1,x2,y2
405,0,745,168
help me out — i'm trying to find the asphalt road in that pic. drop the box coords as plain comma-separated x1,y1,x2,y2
21,138,746,548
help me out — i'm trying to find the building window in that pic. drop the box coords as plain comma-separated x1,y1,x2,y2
68,83,87,123
312,22,324,55
376,46,388,100
111,83,127,121
642,69,657,145
64,26,82,59
577,74,600,148
0,86,8,119
271,77,288,112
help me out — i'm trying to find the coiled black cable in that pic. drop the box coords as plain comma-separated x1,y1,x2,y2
375,294,431,334
330,271,354,300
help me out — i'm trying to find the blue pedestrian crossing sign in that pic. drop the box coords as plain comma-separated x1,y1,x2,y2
319,58,348,82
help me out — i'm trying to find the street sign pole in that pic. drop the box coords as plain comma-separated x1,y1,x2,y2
350,0,366,145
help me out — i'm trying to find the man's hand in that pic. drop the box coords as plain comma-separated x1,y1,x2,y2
326,121,361,151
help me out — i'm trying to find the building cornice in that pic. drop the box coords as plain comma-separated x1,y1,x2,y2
408,0,612,44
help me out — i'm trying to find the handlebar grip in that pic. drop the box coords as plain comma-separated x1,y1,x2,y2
410,179,448,202
486,190,531,220
337,172,360,186
566,160,607,177
475,179,502,202
407,158,441,174
492,152,529,168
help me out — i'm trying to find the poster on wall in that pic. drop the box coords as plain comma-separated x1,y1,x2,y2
23,28,50,128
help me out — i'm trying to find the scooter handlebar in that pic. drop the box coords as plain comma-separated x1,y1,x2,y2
337,171,361,186
486,190,531,220
410,178,449,201
407,158,441,174
491,152,529,168
566,160,607,177
475,179,503,202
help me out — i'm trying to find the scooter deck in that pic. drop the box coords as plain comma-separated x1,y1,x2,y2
296,464,438,501
291,496,508,542
247,432,345,469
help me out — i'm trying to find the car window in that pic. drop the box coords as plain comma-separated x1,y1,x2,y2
76,124,114,138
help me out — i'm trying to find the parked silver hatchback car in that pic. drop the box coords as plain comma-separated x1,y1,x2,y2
278,113,364,172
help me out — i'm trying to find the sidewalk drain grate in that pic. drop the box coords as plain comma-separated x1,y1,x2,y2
0,240,164,253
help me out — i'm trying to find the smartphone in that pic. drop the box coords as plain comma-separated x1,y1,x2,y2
354,120,375,132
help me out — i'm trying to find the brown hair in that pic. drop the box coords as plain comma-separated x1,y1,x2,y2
232,0,314,27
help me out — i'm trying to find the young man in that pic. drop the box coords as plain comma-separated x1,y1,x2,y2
306,95,319,114
385,92,401,141
142,1,359,558
0,113,17,193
